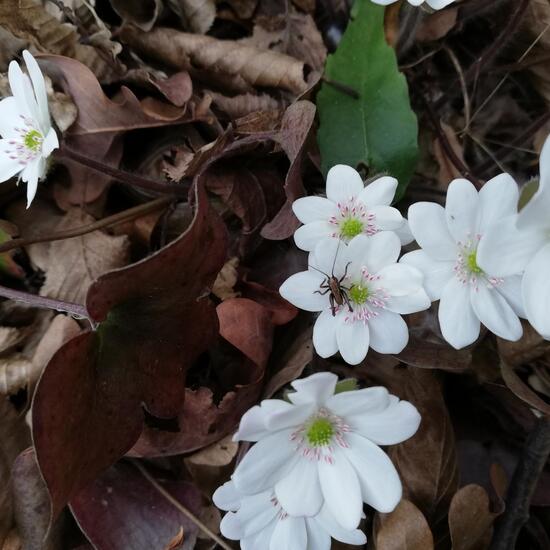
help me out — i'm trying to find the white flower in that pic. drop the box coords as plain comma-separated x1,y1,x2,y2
401,176,525,349
292,165,408,251
0,50,59,207
370,0,455,9
213,480,367,550
477,135,550,339
230,372,421,531
280,233,430,365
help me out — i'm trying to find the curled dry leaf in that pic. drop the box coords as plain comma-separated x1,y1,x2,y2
497,322,550,367
110,0,162,32
0,0,122,82
208,90,282,119
167,0,216,34
70,462,202,550
39,209,130,304
212,257,240,301
500,361,550,416
32,182,227,520
375,499,434,550
448,484,497,550
119,26,309,95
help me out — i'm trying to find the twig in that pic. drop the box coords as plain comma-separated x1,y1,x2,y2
0,285,90,321
54,147,188,197
490,415,550,550
132,461,232,550
0,196,173,254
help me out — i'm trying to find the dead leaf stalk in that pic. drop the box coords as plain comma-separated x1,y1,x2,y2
132,461,232,550
0,197,173,255
490,415,550,550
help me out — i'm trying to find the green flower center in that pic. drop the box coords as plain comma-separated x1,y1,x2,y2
466,251,483,275
306,418,335,447
340,218,364,239
349,283,369,305
23,130,43,152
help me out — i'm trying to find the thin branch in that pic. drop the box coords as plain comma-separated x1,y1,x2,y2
0,196,173,254
132,461,232,550
490,415,550,550
54,147,188,197
0,285,91,321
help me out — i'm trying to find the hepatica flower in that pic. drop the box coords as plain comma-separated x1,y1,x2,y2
214,480,367,549
401,176,525,349
0,50,58,207
230,372,421,531
370,0,455,8
477,135,550,339
280,233,430,365
292,165,408,252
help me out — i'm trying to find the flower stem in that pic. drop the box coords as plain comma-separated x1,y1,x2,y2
0,285,91,322
54,147,188,196
0,196,173,254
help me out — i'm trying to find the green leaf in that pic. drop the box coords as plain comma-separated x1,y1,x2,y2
317,0,419,198
334,378,358,394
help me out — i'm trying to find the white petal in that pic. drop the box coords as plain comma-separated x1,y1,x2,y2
522,243,550,339
438,277,480,349
376,263,424,297
235,491,279,538
0,97,22,138
23,51,50,132
395,218,415,246
312,309,339,358
314,506,367,545
348,232,401,276
347,398,421,445
356,176,398,207
343,433,402,513
445,178,479,243
477,215,546,277
367,310,409,354
310,237,347,277
42,127,59,158
326,165,364,203
336,318,370,365
233,429,296,494
497,275,525,318
279,271,328,312
8,60,34,120
305,517,331,550
289,371,338,406
220,512,242,540
269,516,307,550
471,283,522,341
400,250,454,301
275,458,323,517
369,205,403,231
539,133,550,190
326,386,390,417
242,521,276,550
318,448,362,530
294,221,334,252
477,173,519,233
292,196,338,224
266,403,316,432
408,202,457,261
25,159,42,208
235,400,298,441
0,146,24,183
385,288,431,315
213,481,241,511
426,0,459,9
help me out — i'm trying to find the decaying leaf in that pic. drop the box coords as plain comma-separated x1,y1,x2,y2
167,0,216,34
119,26,309,95
110,0,162,32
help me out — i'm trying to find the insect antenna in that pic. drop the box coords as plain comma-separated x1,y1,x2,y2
308,264,330,278
331,238,343,277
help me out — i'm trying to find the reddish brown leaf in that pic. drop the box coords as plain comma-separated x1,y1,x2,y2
395,336,472,372
500,361,550,416
376,500,434,550
32,182,227,520
70,463,201,550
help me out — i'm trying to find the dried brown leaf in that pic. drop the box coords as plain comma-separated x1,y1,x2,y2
212,257,240,300
40,209,130,304
448,484,496,550
167,0,216,34
376,499,434,550
209,90,282,118
497,321,550,367
120,26,308,95
110,0,162,31
416,9,458,42
501,360,550,416
0,0,122,82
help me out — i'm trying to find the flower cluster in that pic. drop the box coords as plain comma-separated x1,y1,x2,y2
0,51,58,207
281,137,550,360
214,372,421,549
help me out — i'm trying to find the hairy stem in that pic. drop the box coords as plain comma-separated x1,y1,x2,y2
0,196,173,254
490,415,550,550
54,147,187,196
